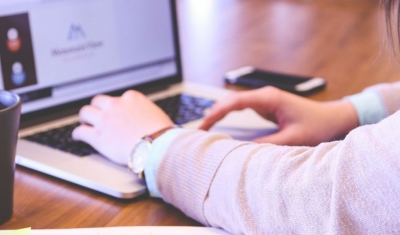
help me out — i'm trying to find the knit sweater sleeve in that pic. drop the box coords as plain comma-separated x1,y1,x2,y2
366,81,400,115
155,111,400,234
344,81,400,125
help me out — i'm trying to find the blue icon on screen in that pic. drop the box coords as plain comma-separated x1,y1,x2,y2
11,62,26,86
68,24,86,40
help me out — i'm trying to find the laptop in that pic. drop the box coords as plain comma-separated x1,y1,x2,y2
0,0,277,198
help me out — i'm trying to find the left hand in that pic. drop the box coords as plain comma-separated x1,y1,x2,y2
72,90,173,165
199,86,358,146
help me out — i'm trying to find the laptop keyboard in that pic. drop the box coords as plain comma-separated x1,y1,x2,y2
154,94,214,125
23,122,95,157
23,94,214,157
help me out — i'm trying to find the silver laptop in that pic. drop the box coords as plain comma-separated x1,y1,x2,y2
0,0,277,198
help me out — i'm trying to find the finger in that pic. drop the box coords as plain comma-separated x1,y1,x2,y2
121,89,144,100
199,109,227,131
90,94,115,110
79,105,102,126
72,124,99,148
199,99,239,130
200,90,267,130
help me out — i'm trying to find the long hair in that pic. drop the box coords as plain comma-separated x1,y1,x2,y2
384,0,400,51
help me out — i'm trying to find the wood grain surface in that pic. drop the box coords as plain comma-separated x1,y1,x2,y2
1,0,398,230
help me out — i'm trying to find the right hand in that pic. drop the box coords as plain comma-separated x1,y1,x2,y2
72,90,173,165
200,86,359,146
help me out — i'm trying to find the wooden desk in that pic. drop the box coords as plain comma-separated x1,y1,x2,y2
1,0,399,230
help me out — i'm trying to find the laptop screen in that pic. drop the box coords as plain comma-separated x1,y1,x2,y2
0,0,179,114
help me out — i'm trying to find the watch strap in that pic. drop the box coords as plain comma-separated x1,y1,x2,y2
145,125,181,143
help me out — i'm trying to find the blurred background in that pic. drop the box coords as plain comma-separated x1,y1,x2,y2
178,0,398,101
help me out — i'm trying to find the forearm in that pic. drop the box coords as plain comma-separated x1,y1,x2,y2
154,114,400,234
365,82,400,115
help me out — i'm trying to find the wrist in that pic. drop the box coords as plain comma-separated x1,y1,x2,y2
327,100,359,138
128,125,180,178
144,128,189,198
344,90,387,126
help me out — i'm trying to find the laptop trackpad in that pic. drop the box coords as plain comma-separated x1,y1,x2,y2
208,108,278,141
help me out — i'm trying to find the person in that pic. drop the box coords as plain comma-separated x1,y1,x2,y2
72,0,400,234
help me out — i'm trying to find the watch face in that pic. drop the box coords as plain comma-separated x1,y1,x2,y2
132,140,151,174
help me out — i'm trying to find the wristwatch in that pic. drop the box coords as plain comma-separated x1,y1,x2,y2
128,125,178,179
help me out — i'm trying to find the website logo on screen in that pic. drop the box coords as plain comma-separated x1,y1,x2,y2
68,24,86,40
7,28,21,52
51,23,103,57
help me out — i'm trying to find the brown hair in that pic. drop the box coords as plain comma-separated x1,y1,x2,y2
384,0,400,50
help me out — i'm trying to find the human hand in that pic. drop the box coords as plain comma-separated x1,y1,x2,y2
200,86,359,146
72,90,173,165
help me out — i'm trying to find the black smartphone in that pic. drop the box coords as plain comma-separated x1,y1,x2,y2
224,66,326,95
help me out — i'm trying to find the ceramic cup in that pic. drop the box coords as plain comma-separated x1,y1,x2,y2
0,90,21,224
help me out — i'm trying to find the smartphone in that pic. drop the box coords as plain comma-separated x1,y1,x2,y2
224,66,326,95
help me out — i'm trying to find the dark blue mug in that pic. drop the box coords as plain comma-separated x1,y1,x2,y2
0,90,21,224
